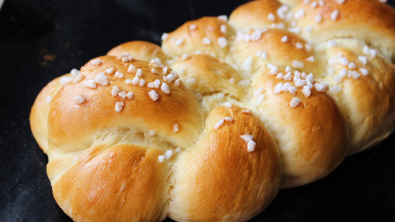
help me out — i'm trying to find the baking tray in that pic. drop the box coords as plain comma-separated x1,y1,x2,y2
0,0,394,221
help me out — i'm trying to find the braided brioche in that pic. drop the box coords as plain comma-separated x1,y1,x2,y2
30,0,395,221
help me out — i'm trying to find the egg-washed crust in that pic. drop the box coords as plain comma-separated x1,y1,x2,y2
30,0,395,221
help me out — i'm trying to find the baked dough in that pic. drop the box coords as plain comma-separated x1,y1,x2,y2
30,0,395,221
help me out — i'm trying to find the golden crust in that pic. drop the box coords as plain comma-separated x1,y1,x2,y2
294,0,395,61
48,56,204,153
51,144,169,222
231,29,316,74
161,17,230,59
169,105,281,222
171,54,244,99
30,75,70,153
253,68,348,188
229,0,283,31
107,41,168,62
29,0,395,221
321,40,395,155
278,0,302,7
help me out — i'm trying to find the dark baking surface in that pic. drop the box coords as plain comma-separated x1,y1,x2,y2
0,0,395,221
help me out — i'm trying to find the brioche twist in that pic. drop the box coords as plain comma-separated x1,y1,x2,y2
30,0,395,221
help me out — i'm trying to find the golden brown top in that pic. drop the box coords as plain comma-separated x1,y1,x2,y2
161,16,230,58
171,54,244,99
107,41,168,62
48,56,204,154
30,0,395,221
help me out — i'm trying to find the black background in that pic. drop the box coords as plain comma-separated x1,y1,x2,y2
0,0,395,221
